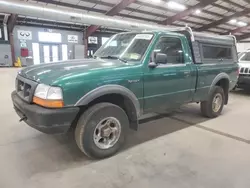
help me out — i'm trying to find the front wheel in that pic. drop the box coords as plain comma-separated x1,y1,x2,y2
200,86,225,118
75,102,129,159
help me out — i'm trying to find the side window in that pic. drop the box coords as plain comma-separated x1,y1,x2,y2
202,45,232,60
239,51,250,61
152,37,184,64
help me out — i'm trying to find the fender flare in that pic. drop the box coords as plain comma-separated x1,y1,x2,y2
209,73,230,92
74,85,140,118
209,72,230,104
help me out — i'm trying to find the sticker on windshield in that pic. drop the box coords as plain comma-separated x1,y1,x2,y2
135,34,153,40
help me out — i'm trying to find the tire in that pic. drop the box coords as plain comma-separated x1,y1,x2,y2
75,102,129,159
200,86,225,118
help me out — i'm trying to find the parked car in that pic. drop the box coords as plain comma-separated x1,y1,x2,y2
12,30,238,159
237,50,250,90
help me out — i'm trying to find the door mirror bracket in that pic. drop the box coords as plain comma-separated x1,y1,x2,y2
148,62,158,68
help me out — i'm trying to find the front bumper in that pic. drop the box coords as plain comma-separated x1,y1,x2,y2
11,91,79,134
229,80,237,91
237,75,250,88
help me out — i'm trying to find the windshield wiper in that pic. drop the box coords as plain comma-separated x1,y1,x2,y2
99,56,127,63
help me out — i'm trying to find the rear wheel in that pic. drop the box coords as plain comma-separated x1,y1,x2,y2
75,102,129,159
201,86,225,118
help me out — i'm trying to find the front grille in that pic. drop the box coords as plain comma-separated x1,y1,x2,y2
15,75,38,103
239,67,250,76
240,67,244,73
245,68,249,73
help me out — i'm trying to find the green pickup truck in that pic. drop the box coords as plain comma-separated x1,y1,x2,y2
12,30,238,158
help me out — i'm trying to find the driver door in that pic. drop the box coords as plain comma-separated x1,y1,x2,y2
143,35,194,112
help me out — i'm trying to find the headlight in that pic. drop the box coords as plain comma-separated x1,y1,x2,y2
34,84,63,100
34,84,50,99
33,84,64,108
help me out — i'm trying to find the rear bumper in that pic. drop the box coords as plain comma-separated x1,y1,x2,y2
11,91,79,134
237,75,250,88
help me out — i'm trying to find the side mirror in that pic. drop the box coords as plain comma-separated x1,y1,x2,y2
148,62,158,68
155,53,167,64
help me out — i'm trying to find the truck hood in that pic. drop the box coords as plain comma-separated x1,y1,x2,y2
19,59,129,85
238,61,250,68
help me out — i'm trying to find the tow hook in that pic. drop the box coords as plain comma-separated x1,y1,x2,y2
19,116,27,122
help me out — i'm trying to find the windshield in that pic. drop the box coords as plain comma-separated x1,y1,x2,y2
94,33,153,62
239,51,250,62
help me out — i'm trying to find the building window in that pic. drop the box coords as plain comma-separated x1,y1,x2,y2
0,28,2,39
52,45,59,62
102,37,110,45
43,45,50,63
62,44,68,61
38,32,62,43
32,43,40,65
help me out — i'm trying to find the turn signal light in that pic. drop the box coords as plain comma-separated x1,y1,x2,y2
33,96,64,108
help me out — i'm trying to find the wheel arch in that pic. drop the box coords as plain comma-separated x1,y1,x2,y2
210,73,230,105
74,85,140,130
